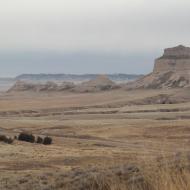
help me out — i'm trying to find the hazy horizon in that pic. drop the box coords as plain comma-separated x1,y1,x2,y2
1,0,190,76
0,50,159,77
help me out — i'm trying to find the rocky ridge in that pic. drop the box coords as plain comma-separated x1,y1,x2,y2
8,75,119,93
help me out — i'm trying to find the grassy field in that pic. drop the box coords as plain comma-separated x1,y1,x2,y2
0,88,190,189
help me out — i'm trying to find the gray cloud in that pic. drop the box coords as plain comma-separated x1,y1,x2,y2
0,0,190,76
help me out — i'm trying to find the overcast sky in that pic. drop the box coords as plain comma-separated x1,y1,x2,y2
0,0,190,76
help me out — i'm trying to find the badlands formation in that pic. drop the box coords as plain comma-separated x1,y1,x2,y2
8,81,75,92
8,75,119,93
8,45,190,93
127,45,190,89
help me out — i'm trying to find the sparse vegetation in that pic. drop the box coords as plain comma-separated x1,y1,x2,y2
36,136,43,144
18,132,35,143
0,135,14,144
0,156,188,190
43,136,52,145
17,133,53,145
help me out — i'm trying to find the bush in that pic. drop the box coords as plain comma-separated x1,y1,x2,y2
6,138,14,144
43,136,52,145
18,132,35,143
36,136,43,144
17,133,52,145
0,135,14,144
0,135,7,142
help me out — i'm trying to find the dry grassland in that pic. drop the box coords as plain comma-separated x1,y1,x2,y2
0,88,190,189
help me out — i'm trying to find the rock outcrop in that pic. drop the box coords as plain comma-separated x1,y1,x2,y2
8,81,75,92
8,75,120,93
126,45,190,89
82,75,115,87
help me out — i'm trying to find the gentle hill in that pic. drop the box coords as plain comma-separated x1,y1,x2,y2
82,75,115,87
71,75,120,92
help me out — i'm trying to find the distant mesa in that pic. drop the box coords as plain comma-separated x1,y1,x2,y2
15,73,142,82
127,45,190,89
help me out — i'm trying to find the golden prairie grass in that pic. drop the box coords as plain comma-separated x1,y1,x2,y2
85,154,190,190
0,89,189,190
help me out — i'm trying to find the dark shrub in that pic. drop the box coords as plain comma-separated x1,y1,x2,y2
6,138,14,144
0,135,14,144
18,132,35,143
36,136,43,144
43,136,52,145
0,135,7,142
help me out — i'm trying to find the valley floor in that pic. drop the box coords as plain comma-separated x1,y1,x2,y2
0,88,190,189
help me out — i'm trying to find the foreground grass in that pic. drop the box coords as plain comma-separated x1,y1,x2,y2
0,153,190,190
86,154,190,190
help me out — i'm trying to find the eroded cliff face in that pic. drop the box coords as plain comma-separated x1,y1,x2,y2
126,45,190,89
154,45,190,73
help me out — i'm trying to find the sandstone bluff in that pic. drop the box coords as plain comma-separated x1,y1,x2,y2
127,45,190,89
